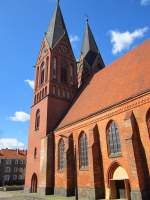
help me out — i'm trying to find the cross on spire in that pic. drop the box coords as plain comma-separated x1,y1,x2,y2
85,14,89,24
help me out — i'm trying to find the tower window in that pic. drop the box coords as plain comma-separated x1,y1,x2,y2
45,87,47,96
79,133,88,169
39,91,42,100
40,62,45,85
42,89,44,98
67,91,70,99
61,65,67,83
53,57,57,79
34,148,37,159
106,121,121,156
58,139,65,171
36,67,39,89
58,88,60,97
146,109,150,137
37,93,39,102
45,57,49,82
62,89,65,98
35,109,40,131
53,86,56,95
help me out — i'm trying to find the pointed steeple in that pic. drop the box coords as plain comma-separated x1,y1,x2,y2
46,0,69,49
81,20,105,67
78,20,105,87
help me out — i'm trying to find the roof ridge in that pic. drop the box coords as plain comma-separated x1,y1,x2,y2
56,38,150,129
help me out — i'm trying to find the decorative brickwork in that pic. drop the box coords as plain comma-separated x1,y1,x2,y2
25,1,150,199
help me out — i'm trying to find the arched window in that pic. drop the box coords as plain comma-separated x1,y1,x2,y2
42,89,44,98
53,57,57,79
35,109,40,131
34,148,37,159
79,133,88,169
107,121,121,156
39,91,42,100
45,57,49,82
58,139,65,171
36,67,39,89
53,86,56,95
61,65,67,83
146,109,150,137
45,87,47,96
40,62,45,84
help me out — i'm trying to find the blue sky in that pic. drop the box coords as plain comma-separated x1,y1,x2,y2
0,0,150,149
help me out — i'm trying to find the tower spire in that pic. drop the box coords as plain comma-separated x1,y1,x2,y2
78,20,105,87
81,20,105,67
46,0,70,49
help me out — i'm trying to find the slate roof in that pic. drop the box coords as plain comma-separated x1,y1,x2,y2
57,39,150,129
81,20,105,67
46,1,70,49
0,149,27,159
81,20,99,58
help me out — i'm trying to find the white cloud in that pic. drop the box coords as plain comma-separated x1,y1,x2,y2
9,111,30,122
141,0,150,6
70,35,80,43
0,138,25,149
109,27,149,55
25,80,34,89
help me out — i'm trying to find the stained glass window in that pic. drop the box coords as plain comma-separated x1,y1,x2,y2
107,121,121,155
58,139,65,171
79,133,88,169
35,109,40,131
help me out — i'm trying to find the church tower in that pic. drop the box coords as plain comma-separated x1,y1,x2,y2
25,0,78,194
78,19,105,87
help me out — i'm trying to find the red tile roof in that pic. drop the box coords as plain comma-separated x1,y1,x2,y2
57,39,150,129
0,149,27,159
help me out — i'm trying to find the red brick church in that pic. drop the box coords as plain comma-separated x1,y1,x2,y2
25,1,150,199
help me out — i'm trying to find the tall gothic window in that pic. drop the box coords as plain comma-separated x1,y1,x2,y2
107,121,121,156
146,109,150,137
35,109,40,131
58,139,65,171
79,133,88,169
34,148,37,159
40,62,45,84
45,57,49,82
36,67,39,89
53,57,57,79
61,65,67,83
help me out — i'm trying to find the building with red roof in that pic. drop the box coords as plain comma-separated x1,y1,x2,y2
25,1,150,199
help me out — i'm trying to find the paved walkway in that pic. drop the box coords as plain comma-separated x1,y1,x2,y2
0,191,75,200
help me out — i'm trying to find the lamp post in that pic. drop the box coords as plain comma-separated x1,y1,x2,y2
59,134,78,200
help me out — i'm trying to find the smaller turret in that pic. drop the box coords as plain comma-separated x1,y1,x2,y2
78,19,105,87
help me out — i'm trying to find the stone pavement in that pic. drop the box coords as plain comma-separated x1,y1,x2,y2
0,191,76,200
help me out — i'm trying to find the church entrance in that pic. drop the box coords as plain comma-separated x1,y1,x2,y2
116,180,126,198
110,179,127,199
31,173,38,193
108,165,131,200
